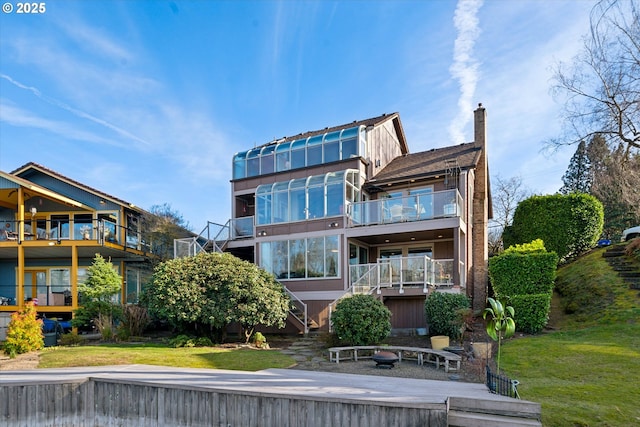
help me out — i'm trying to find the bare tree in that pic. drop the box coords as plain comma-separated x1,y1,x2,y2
489,175,532,255
551,0,639,158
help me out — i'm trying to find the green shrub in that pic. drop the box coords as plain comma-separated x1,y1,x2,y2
252,332,268,348
331,294,391,345
489,250,558,296
503,193,603,262
506,293,551,334
424,292,471,340
2,302,44,358
58,332,85,346
168,334,213,348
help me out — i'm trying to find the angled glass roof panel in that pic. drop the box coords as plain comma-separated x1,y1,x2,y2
273,181,289,192
290,177,306,189
275,141,291,152
307,135,323,146
308,175,325,186
324,131,340,143
341,126,359,139
291,139,306,149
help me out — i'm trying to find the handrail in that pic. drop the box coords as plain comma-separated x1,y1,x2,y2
283,286,308,335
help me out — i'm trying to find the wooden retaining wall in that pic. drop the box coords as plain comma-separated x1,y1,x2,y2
1,378,448,427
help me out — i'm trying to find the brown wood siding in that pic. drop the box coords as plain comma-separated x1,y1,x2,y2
384,296,427,329
434,240,454,258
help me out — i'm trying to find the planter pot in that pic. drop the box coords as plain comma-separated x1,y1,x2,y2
472,342,492,359
430,335,449,350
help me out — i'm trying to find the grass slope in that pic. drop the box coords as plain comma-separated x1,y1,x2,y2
501,245,640,426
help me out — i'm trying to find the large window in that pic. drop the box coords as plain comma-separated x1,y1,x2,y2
255,170,361,225
232,125,365,179
260,235,340,280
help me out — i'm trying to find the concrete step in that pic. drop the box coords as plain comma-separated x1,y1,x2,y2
448,410,542,427
448,396,541,422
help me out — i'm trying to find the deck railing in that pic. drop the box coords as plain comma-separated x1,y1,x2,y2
349,189,464,226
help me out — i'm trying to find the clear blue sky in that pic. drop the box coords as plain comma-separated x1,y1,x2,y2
0,0,594,231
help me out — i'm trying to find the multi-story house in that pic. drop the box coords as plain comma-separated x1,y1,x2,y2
178,105,491,334
0,163,156,335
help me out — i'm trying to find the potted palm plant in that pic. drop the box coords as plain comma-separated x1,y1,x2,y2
482,297,515,374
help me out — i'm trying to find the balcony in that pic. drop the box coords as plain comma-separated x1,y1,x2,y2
0,218,150,253
349,256,464,294
348,189,464,226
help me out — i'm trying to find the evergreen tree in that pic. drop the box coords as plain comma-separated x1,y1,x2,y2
560,140,591,194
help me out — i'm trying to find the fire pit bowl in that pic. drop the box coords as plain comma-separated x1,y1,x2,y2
372,351,399,368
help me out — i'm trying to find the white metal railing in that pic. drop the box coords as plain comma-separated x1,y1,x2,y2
349,256,457,293
349,189,464,226
284,286,308,335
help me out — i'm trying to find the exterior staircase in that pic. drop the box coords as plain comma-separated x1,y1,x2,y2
602,245,640,290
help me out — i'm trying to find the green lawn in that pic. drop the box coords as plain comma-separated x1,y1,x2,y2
502,323,640,426
39,343,296,371
500,245,640,426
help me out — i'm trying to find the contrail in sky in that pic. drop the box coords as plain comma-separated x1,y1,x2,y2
449,0,483,144
0,73,150,147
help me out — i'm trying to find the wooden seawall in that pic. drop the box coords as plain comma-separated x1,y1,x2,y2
0,365,541,426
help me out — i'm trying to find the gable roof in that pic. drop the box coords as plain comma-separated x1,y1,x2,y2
254,112,409,154
10,162,144,213
0,170,87,208
368,142,483,185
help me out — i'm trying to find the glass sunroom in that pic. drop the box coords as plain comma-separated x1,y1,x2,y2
233,126,363,180
256,170,363,225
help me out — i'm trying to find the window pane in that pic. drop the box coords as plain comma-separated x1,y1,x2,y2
307,237,324,277
246,148,261,177
341,137,358,159
256,185,272,225
291,139,306,169
273,187,288,223
326,181,343,216
73,214,93,240
290,186,306,221
259,242,272,274
308,185,324,219
275,141,291,172
273,241,289,279
260,145,275,175
326,235,339,277
324,141,340,163
126,269,139,304
50,215,69,239
233,151,247,179
290,239,306,278
307,135,323,166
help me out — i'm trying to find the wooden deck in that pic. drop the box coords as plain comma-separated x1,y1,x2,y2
0,365,541,426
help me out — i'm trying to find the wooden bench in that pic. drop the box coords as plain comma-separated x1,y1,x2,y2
328,345,462,373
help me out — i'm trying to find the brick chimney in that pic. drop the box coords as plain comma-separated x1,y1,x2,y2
471,103,488,313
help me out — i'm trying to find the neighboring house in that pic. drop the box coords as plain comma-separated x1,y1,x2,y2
177,105,492,334
0,163,156,332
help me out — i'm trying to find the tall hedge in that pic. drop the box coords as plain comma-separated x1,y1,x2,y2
502,193,603,262
488,239,557,334
489,252,558,296
506,294,552,334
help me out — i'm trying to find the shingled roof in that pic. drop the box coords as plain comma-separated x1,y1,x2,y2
10,162,144,212
256,112,408,153
368,142,483,185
